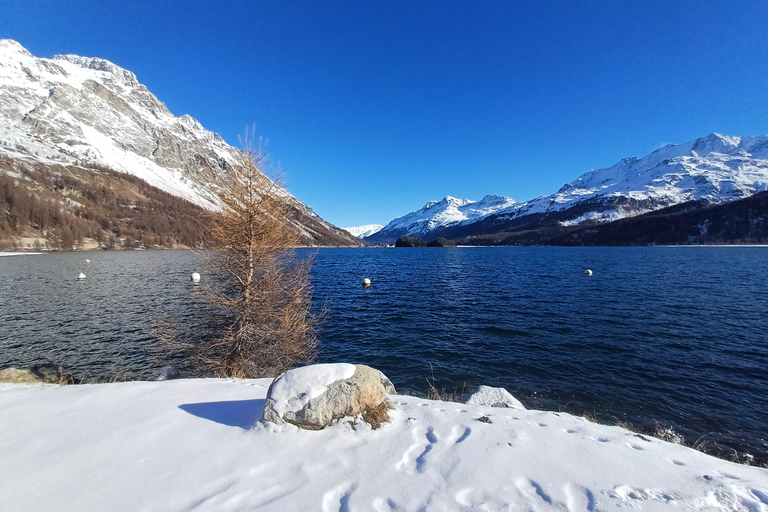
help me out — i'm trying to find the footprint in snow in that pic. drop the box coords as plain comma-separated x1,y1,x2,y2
322,482,357,512
415,427,438,473
372,497,403,511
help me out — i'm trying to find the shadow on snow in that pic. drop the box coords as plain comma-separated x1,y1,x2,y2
179,399,266,429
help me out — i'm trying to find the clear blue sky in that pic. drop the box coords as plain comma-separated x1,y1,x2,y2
4,1,767,227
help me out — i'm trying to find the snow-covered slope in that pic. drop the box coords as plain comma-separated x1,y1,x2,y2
371,195,516,241
0,39,361,246
342,224,384,238
1,378,766,511
505,133,768,224
0,39,237,209
368,134,768,243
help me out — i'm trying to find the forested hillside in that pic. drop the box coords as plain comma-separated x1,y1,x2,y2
0,157,210,250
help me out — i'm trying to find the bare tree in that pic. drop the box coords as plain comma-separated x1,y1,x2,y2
158,137,318,378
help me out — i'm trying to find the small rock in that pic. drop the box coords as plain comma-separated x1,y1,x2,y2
262,363,395,430
155,366,179,381
478,416,493,424
466,385,526,409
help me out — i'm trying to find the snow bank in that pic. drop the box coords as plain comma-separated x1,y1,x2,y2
1,378,766,511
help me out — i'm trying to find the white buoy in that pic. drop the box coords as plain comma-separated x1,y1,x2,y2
362,278,371,287
85,259,90,264
191,272,201,283
78,272,86,280
585,269,593,276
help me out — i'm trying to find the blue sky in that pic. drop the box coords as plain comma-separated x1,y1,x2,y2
4,1,768,227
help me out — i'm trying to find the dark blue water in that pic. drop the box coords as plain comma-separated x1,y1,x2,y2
1,247,767,461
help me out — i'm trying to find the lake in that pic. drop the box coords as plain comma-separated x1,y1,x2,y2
1,247,767,462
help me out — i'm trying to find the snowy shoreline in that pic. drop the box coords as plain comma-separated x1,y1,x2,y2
1,378,766,511
0,251,44,257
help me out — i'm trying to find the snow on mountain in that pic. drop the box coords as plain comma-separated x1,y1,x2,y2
503,133,768,223
372,194,516,240
0,39,362,246
368,133,768,242
342,224,384,238
0,39,235,209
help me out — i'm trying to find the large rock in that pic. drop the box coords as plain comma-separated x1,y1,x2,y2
466,385,526,409
262,363,395,430
0,367,40,384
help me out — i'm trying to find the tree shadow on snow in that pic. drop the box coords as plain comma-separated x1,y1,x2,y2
179,399,266,429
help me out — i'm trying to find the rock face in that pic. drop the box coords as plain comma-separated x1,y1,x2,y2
466,385,526,409
262,363,395,430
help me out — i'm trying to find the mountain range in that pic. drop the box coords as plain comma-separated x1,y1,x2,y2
3,39,766,249
0,39,362,248
362,133,768,245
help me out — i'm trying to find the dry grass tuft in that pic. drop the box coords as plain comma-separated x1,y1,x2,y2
425,362,465,403
361,400,393,430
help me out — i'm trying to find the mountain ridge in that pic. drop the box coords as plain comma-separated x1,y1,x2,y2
367,133,768,244
0,39,362,247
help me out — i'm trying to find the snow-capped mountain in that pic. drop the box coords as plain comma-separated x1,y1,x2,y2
342,224,383,239
369,195,516,242
367,133,768,243
0,39,361,246
499,133,768,225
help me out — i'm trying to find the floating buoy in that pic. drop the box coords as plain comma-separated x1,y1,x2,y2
585,269,593,276
362,278,371,287
191,272,201,283
78,272,86,280
85,259,90,264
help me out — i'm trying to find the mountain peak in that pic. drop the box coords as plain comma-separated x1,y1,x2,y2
0,39,31,57
479,194,515,205
53,53,140,88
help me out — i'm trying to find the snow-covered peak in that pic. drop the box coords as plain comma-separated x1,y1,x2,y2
52,53,141,88
343,224,384,239
0,39,33,57
422,196,472,210
373,193,516,238
0,39,243,208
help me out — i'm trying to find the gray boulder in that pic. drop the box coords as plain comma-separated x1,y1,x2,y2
262,363,395,430
466,385,526,409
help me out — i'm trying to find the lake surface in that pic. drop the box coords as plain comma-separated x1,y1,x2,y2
1,247,767,461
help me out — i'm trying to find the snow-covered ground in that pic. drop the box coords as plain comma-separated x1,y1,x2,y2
2,378,766,511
